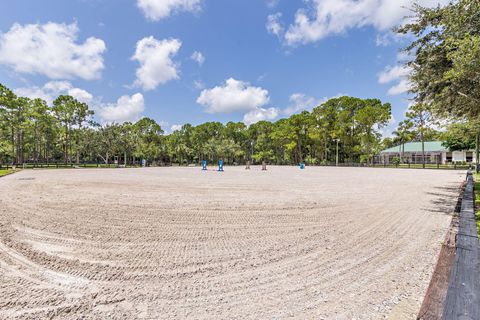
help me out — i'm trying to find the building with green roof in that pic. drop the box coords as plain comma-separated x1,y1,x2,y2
379,141,475,164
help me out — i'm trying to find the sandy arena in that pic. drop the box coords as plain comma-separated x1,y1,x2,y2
0,166,465,319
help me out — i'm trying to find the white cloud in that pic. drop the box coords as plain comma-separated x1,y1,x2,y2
137,0,202,21
193,79,205,90
15,81,93,105
378,65,412,95
283,93,319,115
281,0,451,46
266,0,279,8
16,82,146,124
387,79,411,95
0,22,106,80
282,93,346,115
68,88,94,103
396,51,413,62
132,36,181,91
266,13,284,37
197,78,270,113
379,115,397,137
99,93,145,123
171,124,182,132
243,107,279,126
375,33,393,46
378,65,410,84
190,51,205,66
389,115,396,125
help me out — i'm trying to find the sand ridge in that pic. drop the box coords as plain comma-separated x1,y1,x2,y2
0,166,465,319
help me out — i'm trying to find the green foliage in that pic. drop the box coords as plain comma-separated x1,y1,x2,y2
474,174,480,237
397,0,480,120
441,121,476,151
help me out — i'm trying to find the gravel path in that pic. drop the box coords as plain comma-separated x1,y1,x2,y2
0,166,464,319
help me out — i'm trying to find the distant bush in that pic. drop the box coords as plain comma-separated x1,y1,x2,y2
392,157,401,166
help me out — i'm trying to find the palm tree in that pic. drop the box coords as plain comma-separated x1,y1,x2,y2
393,120,415,163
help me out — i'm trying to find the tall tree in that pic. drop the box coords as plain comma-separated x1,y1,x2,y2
393,120,415,163
405,104,436,167
52,95,93,164
397,0,480,169
355,99,391,164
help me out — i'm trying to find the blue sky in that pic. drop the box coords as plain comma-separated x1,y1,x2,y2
0,0,449,134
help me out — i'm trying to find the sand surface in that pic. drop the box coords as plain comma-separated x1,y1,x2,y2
0,166,464,319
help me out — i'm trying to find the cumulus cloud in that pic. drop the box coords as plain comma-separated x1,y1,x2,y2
279,0,450,46
378,65,412,95
379,115,397,137
283,93,319,115
282,93,346,115
266,0,279,8
0,22,106,80
387,79,412,95
15,81,93,105
378,65,410,84
266,13,284,37
243,107,279,126
132,36,181,91
193,79,205,90
196,78,270,113
16,82,146,124
190,51,205,66
171,124,182,132
98,93,145,123
137,0,202,21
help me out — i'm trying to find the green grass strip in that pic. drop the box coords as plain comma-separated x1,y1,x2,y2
475,173,480,237
0,169,15,177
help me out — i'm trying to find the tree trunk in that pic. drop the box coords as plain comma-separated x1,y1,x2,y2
367,141,371,165
64,127,68,164
34,125,38,165
476,131,479,173
16,130,21,164
69,140,73,164
297,135,303,163
21,130,24,164
421,131,425,168
324,139,327,162
76,142,80,164
11,127,15,165
401,142,405,164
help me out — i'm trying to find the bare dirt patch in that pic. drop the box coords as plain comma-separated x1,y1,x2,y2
0,166,464,319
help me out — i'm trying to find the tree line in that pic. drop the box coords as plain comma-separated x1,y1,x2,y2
1,84,396,166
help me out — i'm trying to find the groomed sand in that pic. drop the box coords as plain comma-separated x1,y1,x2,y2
0,166,465,319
